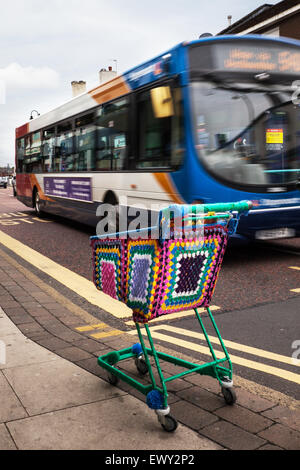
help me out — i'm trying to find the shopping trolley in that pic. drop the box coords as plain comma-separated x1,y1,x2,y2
90,201,252,432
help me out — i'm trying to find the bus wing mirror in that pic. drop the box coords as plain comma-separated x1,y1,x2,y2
151,86,174,119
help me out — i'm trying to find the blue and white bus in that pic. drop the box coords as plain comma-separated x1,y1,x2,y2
16,35,300,239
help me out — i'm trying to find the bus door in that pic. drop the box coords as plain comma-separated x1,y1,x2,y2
265,110,289,185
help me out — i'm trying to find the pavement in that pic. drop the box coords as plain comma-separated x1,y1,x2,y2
0,247,300,451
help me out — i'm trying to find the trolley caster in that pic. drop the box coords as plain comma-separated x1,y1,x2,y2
156,408,178,433
220,376,236,405
107,371,119,386
135,357,148,376
222,387,237,405
161,415,178,433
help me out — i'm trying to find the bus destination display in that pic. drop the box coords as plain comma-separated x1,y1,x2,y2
217,43,300,75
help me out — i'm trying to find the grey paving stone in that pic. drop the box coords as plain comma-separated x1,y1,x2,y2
214,404,273,433
7,396,222,450
3,357,125,416
262,405,300,432
171,400,219,430
55,346,93,362
177,386,225,412
0,424,17,450
258,424,300,450
0,333,57,370
0,372,27,423
200,420,266,450
235,389,274,413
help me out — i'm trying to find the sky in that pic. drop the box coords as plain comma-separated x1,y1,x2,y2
0,0,276,167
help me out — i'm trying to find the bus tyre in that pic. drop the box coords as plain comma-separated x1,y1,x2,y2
34,190,43,217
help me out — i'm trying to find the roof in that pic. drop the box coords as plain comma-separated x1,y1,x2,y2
219,0,300,34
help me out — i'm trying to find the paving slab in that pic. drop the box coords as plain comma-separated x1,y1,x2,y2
214,404,273,434
7,396,222,450
3,357,126,416
258,424,300,450
177,386,225,412
0,332,57,370
262,405,300,432
200,420,266,450
0,312,21,336
0,372,27,423
0,424,17,450
170,400,219,431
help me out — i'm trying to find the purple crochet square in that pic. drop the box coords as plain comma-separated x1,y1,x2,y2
176,254,206,295
129,256,152,302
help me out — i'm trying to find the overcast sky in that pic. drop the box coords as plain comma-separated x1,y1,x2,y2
0,0,275,167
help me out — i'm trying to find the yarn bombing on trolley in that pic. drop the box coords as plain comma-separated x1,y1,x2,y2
91,223,228,324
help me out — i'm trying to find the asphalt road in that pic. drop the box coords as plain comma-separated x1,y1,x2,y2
0,187,299,400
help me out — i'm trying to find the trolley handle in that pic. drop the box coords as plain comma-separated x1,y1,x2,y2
158,201,253,239
159,201,253,223
194,201,253,215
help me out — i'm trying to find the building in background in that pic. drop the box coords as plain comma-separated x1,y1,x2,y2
219,0,300,40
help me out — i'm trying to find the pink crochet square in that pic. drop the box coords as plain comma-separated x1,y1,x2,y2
101,261,118,299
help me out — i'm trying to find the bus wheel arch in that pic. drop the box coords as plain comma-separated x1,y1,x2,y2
103,191,118,206
102,191,119,232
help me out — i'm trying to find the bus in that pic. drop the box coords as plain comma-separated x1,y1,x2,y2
15,35,300,240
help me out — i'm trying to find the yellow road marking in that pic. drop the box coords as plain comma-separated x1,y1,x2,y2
0,212,28,218
91,330,123,339
32,218,52,223
0,230,132,319
157,325,298,367
125,306,220,327
289,267,300,292
129,325,300,385
76,323,108,332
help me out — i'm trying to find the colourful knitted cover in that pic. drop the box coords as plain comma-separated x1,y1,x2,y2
125,239,161,324
91,225,228,323
91,239,127,302
153,225,228,319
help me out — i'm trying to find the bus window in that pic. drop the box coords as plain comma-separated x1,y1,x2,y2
191,81,299,187
75,113,96,172
57,121,74,172
23,133,43,174
31,131,43,173
95,98,129,171
137,86,184,170
43,128,56,172
16,138,25,173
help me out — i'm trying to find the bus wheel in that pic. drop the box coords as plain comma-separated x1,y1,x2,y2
34,190,43,217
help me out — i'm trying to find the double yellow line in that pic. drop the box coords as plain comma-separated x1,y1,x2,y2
129,325,300,385
289,266,300,293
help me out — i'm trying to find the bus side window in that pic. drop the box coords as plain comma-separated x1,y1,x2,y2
22,133,43,174
75,113,96,172
137,86,184,170
95,98,129,171
43,127,56,172
57,121,74,172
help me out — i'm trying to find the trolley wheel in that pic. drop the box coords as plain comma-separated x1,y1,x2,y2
160,415,178,433
222,387,237,405
107,372,119,386
135,357,148,376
